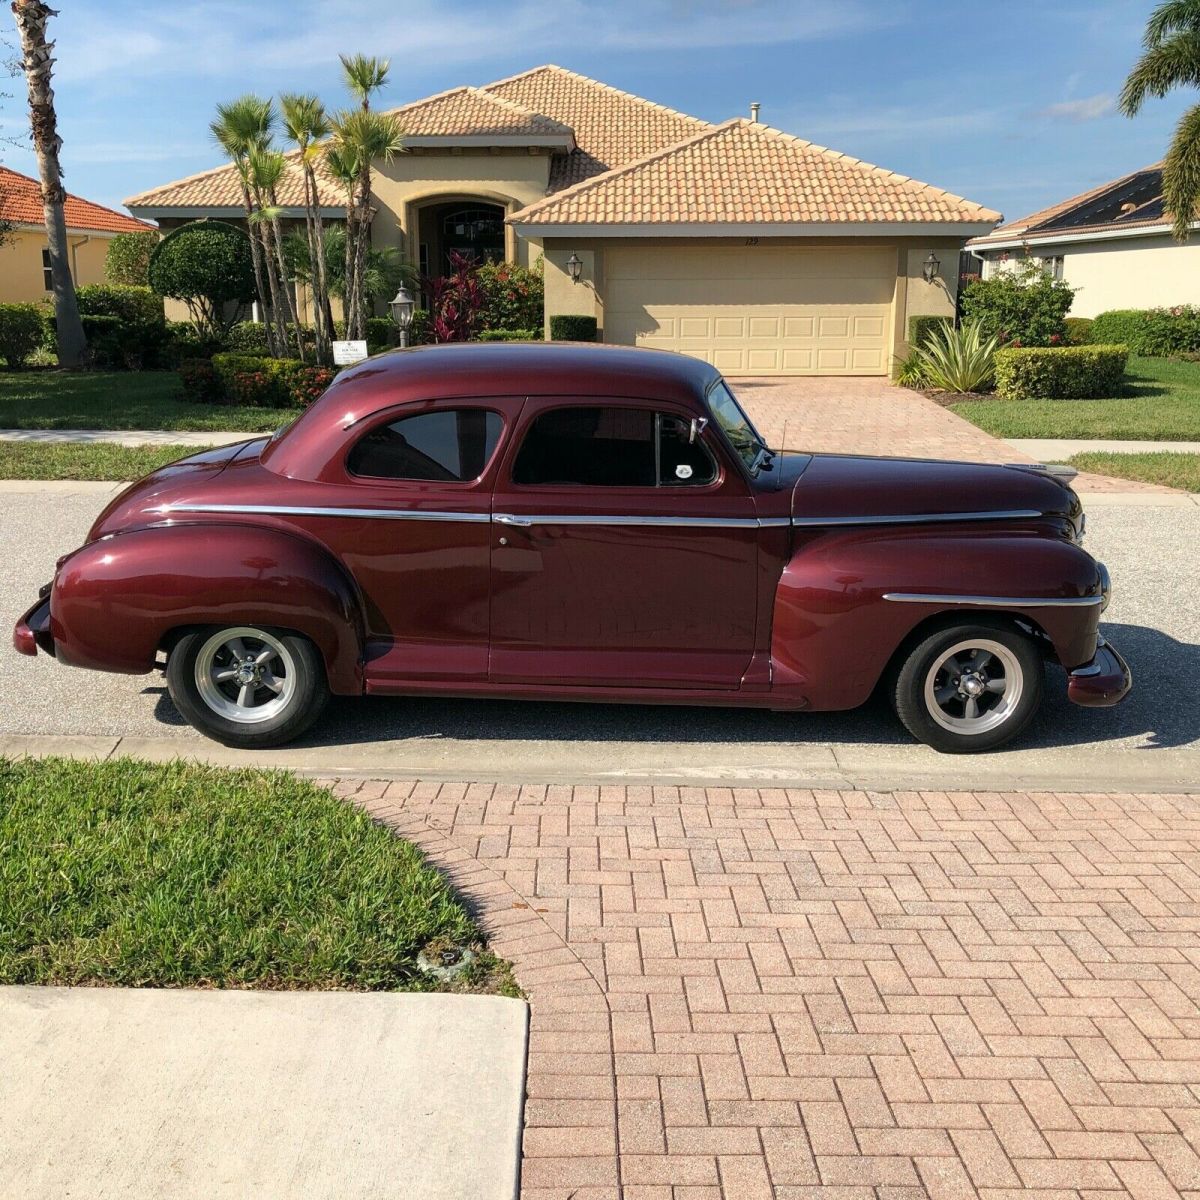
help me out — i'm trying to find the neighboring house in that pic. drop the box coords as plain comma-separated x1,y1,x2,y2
126,65,999,376
967,163,1200,318
0,165,154,303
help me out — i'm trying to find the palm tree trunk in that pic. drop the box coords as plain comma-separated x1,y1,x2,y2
13,0,86,368
238,181,276,355
303,163,331,363
267,190,305,361
344,204,360,339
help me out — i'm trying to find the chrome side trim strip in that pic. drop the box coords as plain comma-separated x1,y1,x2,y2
493,512,765,529
791,508,1044,527
882,592,1103,608
147,503,492,524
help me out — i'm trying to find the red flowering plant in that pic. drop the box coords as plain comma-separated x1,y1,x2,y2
424,252,486,342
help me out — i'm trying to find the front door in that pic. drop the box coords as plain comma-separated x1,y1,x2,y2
488,397,760,689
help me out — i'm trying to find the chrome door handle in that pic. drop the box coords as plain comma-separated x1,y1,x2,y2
494,513,532,527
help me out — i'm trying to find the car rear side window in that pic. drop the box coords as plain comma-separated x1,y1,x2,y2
348,409,502,482
512,406,717,487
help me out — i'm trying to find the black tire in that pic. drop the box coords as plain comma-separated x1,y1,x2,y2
166,625,330,748
892,619,1043,753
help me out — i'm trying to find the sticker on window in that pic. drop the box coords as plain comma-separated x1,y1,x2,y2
675,463,693,480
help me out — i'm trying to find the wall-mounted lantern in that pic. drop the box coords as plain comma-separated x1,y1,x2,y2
922,252,941,284
566,251,583,284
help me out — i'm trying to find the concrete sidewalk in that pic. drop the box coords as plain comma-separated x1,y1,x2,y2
1008,437,1200,458
0,987,527,1200
0,428,251,446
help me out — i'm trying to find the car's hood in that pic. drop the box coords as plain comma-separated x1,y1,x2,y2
87,437,268,542
790,453,1081,526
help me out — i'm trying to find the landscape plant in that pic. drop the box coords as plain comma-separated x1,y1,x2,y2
549,314,598,341
0,302,45,368
424,250,485,342
913,320,1000,393
147,220,256,337
476,259,544,332
104,230,159,286
959,256,1075,346
1091,305,1200,355
994,344,1129,399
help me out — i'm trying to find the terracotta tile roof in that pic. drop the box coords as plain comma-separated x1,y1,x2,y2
484,64,711,190
124,153,341,211
393,84,573,138
1,165,154,233
969,163,1167,246
511,118,1001,227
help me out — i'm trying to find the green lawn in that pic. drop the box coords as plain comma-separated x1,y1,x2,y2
1065,451,1200,492
0,370,284,432
952,356,1200,439
0,758,516,993
0,442,212,480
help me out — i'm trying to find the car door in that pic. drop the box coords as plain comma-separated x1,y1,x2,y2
488,396,760,689
332,398,517,687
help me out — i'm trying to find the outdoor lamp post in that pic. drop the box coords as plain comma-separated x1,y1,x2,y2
389,284,415,347
922,252,941,284
566,252,583,284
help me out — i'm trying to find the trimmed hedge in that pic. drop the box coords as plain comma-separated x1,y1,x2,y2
75,284,163,325
1065,317,1093,345
209,353,335,408
994,344,1129,400
549,314,598,342
477,328,542,341
1090,306,1200,357
0,303,45,368
907,314,952,349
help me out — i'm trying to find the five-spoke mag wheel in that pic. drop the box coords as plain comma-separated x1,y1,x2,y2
167,624,329,748
893,621,1043,753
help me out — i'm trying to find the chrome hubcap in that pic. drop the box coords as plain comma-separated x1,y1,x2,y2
924,638,1023,735
194,627,297,725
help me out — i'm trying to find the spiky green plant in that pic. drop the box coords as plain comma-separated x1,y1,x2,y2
1120,0,1200,240
914,320,1000,394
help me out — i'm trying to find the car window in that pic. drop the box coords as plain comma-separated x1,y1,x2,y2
706,380,767,473
348,409,502,482
512,406,717,488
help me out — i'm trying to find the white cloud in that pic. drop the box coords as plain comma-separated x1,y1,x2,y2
1035,93,1116,121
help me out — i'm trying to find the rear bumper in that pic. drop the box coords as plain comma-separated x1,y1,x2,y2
1067,637,1131,708
13,586,54,658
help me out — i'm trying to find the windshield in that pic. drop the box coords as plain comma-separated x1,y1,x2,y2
706,380,768,472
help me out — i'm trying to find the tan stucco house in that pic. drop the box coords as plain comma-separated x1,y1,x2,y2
127,65,999,376
967,163,1200,318
0,165,154,304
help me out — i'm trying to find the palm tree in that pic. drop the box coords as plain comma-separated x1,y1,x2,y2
1121,0,1200,240
281,93,333,363
211,95,279,352
284,225,414,306
247,146,306,361
329,108,403,339
341,53,390,112
11,0,86,367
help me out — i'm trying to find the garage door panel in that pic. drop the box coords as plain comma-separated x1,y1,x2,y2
604,245,894,376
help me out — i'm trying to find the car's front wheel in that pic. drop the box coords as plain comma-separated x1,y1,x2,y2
892,621,1043,753
166,625,329,748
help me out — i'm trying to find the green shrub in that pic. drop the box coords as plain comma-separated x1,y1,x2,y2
178,357,223,403
894,351,927,389
907,314,952,350
165,321,224,364
960,257,1075,346
994,344,1129,400
104,230,158,287
477,328,541,341
365,316,398,353
225,321,272,355
75,283,163,325
210,353,335,408
0,303,48,369
1090,306,1200,356
549,314,598,342
1065,317,1093,345
914,320,1000,393
69,286,170,369
148,220,255,335
476,259,544,332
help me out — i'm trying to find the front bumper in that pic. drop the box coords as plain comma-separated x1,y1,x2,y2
13,585,53,658
1067,637,1131,708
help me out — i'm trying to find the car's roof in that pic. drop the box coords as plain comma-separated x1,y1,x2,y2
264,342,724,480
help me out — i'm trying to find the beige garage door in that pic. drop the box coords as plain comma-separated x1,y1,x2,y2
604,244,896,375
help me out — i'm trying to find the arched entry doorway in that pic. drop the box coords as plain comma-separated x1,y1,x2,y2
416,199,506,278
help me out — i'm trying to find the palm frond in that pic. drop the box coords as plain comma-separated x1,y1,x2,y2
1144,0,1200,47
280,92,330,147
1164,101,1200,239
330,109,405,164
210,94,276,157
340,54,390,101
246,146,287,195
1120,31,1200,114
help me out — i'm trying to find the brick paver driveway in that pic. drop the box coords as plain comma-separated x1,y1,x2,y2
733,378,1174,494
333,779,1200,1200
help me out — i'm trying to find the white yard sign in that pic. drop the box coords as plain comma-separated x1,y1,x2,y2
332,340,369,365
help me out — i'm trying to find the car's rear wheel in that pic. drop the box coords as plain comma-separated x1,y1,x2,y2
166,625,329,748
892,621,1043,753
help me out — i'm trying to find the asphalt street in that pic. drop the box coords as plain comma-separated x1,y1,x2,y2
3,486,1198,788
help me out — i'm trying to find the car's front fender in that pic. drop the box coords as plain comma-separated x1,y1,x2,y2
770,529,1104,710
50,523,365,694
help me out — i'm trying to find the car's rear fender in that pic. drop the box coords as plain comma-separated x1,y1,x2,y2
50,523,365,694
770,529,1104,710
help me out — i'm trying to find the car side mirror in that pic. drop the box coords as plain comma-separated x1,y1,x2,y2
689,417,708,444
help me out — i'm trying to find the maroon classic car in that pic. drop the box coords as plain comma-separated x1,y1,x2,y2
14,343,1130,753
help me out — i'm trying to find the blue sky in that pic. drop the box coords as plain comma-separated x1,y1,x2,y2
1,0,1193,224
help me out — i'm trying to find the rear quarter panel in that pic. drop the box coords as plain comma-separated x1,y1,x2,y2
771,528,1103,709
51,524,364,694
